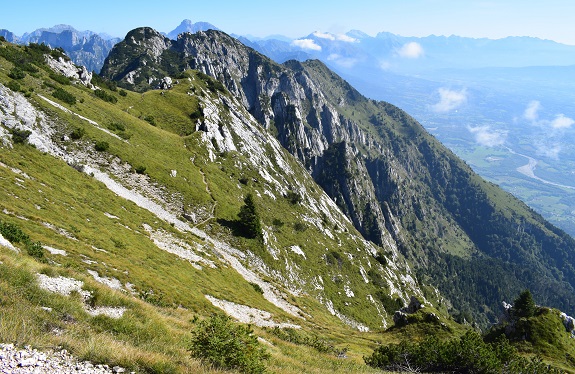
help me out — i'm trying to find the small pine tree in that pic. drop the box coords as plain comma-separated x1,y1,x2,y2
238,193,262,239
513,289,537,318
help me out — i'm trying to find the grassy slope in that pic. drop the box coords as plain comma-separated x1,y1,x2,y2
0,42,404,372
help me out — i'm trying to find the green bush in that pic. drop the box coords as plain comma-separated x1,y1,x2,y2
143,115,156,126
22,63,39,73
8,67,26,80
293,222,307,232
269,327,336,355
107,122,126,132
285,190,301,205
10,128,32,144
26,241,44,260
119,89,127,97
272,219,284,228
250,282,263,294
94,141,109,152
70,127,85,140
189,314,269,374
94,89,118,103
49,72,71,85
364,331,560,373
0,220,44,261
135,165,147,175
6,80,22,92
0,220,29,243
375,290,403,313
94,89,118,104
52,87,76,105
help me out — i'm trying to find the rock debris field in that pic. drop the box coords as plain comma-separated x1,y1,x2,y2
0,343,129,373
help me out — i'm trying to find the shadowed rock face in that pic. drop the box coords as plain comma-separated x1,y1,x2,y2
101,27,575,326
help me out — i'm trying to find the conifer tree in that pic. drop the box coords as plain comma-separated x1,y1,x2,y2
238,193,262,239
513,289,537,318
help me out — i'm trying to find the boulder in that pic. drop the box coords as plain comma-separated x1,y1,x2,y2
393,311,409,326
404,296,424,314
158,77,172,90
560,312,575,337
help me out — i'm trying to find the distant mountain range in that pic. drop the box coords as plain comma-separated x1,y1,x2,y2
4,20,575,75
0,24,120,72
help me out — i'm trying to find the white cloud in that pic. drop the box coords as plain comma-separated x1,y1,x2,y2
550,114,575,129
468,126,508,147
327,53,359,68
379,60,392,70
335,34,358,43
313,31,335,41
431,88,467,113
312,31,357,43
291,39,322,51
523,100,541,122
397,42,424,59
536,144,562,159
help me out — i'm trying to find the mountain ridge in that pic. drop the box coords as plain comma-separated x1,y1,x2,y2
100,27,575,327
2,29,575,372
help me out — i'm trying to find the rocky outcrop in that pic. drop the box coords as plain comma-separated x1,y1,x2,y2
45,55,93,87
0,343,127,373
560,312,575,337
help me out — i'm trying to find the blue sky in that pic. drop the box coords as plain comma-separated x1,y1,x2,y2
1,0,575,44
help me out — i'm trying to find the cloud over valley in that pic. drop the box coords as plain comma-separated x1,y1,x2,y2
468,125,508,147
431,88,467,113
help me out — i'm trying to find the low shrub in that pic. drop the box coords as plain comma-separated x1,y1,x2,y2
364,331,561,373
8,67,26,80
6,80,21,92
94,141,109,152
94,89,118,103
135,165,146,175
0,220,29,243
285,190,301,205
270,327,336,355
293,222,307,232
10,128,32,144
0,220,44,261
189,314,269,373
249,282,263,294
49,72,71,85
70,127,85,140
143,115,156,126
107,122,126,132
25,241,44,260
52,87,76,105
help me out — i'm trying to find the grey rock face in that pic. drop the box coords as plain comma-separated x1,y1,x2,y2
45,55,93,88
167,20,219,40
101,29,398,247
